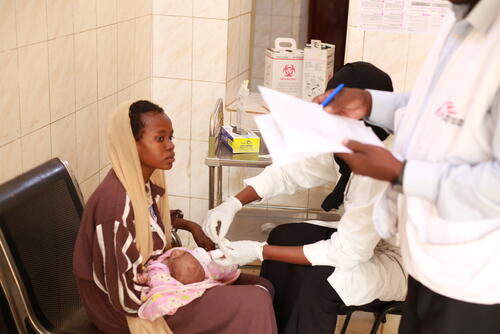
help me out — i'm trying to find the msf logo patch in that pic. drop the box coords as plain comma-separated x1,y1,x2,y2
434,100,464,127
283,64,296,78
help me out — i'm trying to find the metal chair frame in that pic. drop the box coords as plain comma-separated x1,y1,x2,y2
339,301,403,334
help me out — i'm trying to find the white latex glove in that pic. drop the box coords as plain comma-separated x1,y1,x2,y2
202,196,242,243
212,239,267,266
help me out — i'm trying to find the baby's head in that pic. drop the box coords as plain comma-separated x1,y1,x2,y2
163,249,205,284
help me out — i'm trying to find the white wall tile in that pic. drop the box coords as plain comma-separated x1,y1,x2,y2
153,0,192,16
239,13,251,73
193,0,228,19
0,50,20,146
97,0,117,27
133,78,152,101
0,0,16,51
193,18,228,82
76,103,99,182
97,94,117,168
405,34,435,91
117,85,135,104
21,126,51,172
229,0,240,18
272,0,293,17
363,31,409,92
255,0,271,15
191,81,226,141
18,42,50,135
117,20,135,90
117,0,135,22
0,139,22,184
190,140,209,198
240,0,253,14
152,78,191,140
48,36,76,121
135,0,152,17
253,14,272,47
80,172,100,202
227,18,240,81
51,113,77,171
153,16,192,79
293,0,308,18
97,25,117,99
347,0,360,27
270,16,293,42
16,0,47,46
189,197,208,225
135,16,152,82
73,0,97,32
165,139,190,197
75,30,98,109
168,195,190,218
344,27,364,64
46,0,73,39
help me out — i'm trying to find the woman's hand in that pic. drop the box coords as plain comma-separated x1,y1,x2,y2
190,223,216,251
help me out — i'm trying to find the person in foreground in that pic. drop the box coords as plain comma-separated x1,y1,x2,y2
205,62,407,334
73,100,277,334
315,0,500,333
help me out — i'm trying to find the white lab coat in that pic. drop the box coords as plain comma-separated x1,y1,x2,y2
244,141,407,306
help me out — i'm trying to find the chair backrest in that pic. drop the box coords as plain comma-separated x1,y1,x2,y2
0,158,99,334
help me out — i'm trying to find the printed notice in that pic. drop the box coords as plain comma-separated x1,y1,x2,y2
360,0,451,33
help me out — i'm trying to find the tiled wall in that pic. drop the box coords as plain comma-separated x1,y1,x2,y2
250,0,309,91
0,0,153,201
345,0,435,92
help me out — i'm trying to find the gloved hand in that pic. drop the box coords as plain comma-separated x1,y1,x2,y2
212,239,267,266
202,196,242,243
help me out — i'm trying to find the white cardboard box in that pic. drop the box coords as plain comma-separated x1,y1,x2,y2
301,40,335,101
264,38,304,98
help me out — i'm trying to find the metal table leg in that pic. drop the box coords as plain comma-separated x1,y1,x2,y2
216,166,223,206
209,166,215,209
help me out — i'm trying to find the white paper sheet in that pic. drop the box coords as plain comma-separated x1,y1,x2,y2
256,86,384,166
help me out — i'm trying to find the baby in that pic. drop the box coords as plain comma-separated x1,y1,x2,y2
137,247,240,320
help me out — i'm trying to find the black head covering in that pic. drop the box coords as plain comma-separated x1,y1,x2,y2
321,62,393,212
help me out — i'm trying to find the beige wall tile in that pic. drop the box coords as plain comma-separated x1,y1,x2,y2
251,46,266,80
153,0,192,16
80,172,100,202
47,0,74,39
253,15,272,48
191,81,226,141
226,71,248,106
268,189,308,208
189,198,208,225
97,94,117,168
344,27,364,64
51,113,77,172
255,0,271,15
152,78,191,140
227,18,240,81
363,31,409,92
190,140,209,198
270,16,293,42
117,20,135,90
75,30,98,109
135,0,152,17
193,0,228,19
117,85,135,104
228,0,240,18
272,0,293,16
405,34,435,91
193,18,228,82
74,0,97,32
135,16,152,82
165,139,190,197
76,103,99,182
239,13,251,73
97,0,117,27
153,16,192,79
133,78,152,101
0,139,22,184
117,0,135,22
0,50,20,146
240,0,253,14
18,43,50,135
21,126,51,172
48,36,76,122
0,0,16,51
16,0,47,46
293,0,308,18
168,195,190,218
99,165,111,182
97,25,118,99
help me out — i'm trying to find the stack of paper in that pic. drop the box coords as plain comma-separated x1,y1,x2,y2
256,86,383,166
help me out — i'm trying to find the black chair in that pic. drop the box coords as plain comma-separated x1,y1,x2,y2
339,300,403,334
0,158,102,334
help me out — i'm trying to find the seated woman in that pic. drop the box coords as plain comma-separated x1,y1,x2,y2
73,100,277,334
137,247,241,320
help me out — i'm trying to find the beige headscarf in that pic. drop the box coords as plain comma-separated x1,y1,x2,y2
107,101,173,334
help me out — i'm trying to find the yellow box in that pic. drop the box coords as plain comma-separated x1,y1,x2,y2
220,125,260,154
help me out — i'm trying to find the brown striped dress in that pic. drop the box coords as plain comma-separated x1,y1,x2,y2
73,170,277,334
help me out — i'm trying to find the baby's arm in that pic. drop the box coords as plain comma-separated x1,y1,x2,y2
136,268,149,285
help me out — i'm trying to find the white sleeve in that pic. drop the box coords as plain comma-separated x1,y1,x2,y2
244,154,339,202
366,90,410,133
303,172,388,268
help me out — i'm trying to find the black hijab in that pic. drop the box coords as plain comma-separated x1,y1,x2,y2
321,62,393,211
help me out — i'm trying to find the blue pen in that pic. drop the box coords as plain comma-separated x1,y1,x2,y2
320,83,345,107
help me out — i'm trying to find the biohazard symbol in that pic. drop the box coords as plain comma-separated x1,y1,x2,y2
283,64,296,77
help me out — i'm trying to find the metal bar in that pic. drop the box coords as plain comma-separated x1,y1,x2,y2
209,166,215,209
216,166,223,206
